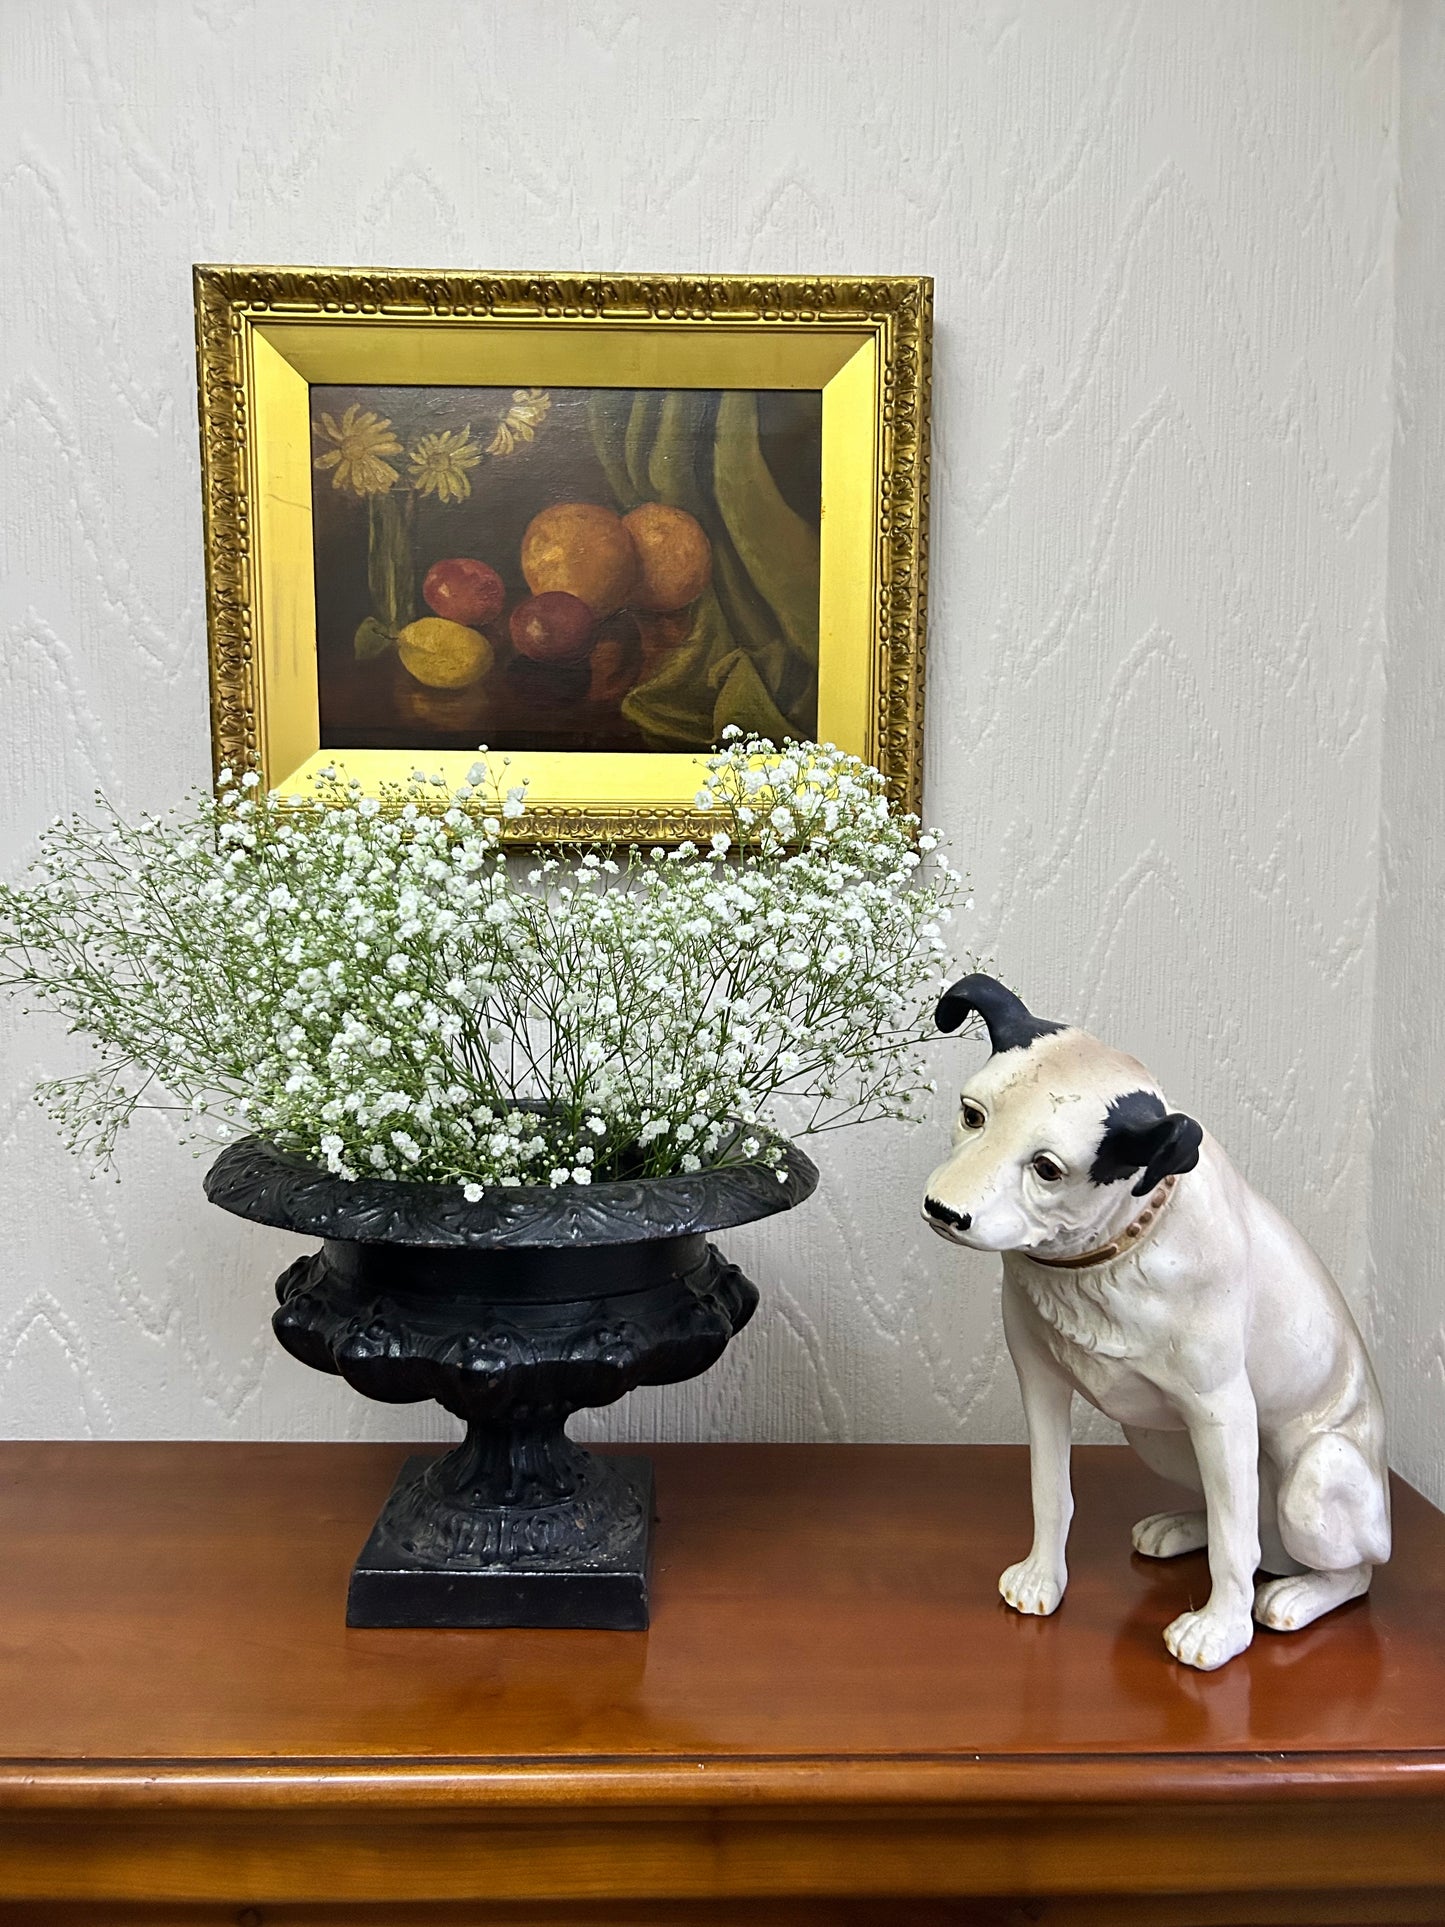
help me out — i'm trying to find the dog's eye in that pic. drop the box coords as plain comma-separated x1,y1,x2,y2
1031,1153,1065,1182
960,1100,986,1130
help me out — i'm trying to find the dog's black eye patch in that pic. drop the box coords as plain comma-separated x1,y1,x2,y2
1090,1089,1203,1195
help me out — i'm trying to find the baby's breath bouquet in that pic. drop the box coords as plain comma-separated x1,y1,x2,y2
0,732,961,1198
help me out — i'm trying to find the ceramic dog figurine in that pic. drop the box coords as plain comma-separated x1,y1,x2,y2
922,975,1390,1672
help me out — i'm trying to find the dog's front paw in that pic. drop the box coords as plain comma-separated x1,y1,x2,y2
1163,1605,1254,1671
999,1556,1066,1616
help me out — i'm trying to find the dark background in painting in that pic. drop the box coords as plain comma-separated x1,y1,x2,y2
311,385,822,754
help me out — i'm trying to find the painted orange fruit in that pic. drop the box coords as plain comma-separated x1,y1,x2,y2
623,503,713,613
520,502,638,619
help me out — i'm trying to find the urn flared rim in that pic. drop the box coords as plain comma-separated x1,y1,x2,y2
204,1132,818,1249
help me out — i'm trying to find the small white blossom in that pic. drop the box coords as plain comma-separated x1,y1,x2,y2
0,735,965,1192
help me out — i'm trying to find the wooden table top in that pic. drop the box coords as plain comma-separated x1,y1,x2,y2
2,1441,1443,1918
1,1440,1441,1779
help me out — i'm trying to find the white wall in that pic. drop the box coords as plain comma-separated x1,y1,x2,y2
1,2,1422,1475
1370,0,1445,1505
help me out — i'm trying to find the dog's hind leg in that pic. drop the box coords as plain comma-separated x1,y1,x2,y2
1254,1563,1371,1631
1122,1425,1208,1558
1132,1509,1208,1557
1276,1430,1391,1569
1255,1431,1390,1632
1257,1455,1305,1577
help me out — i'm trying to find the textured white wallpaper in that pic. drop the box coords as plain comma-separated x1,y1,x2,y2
0,2,1425,1481
1370,0,1445,1505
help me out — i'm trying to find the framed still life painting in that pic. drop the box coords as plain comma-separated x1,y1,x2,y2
194,268,931,840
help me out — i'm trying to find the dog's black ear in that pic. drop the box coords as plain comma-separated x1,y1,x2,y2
934,973,1064,1053
1090,1090,1203,1197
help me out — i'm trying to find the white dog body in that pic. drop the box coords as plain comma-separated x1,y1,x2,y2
923,977,1389,1672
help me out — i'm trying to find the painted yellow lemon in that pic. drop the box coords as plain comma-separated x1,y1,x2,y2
396,617,493,689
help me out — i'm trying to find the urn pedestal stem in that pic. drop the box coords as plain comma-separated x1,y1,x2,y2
428,1420,595,1512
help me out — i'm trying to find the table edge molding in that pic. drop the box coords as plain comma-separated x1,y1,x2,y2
3,1750,1445,1810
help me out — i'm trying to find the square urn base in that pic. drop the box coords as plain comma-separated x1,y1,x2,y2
346,1454,656,1631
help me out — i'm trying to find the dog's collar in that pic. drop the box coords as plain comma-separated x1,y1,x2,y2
1025,1173,1180,1270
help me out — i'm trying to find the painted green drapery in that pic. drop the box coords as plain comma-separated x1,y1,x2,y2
587,391,819,749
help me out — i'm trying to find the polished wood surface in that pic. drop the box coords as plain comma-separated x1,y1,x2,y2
0,1441,1442,1922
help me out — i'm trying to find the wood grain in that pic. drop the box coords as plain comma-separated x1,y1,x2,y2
4,1906,1445,1927
3,1899,1445,1927
0,1441,1441,1921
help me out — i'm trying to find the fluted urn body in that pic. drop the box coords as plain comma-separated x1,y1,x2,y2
205,1135,817,1628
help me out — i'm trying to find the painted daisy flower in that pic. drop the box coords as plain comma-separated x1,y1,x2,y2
487,388,551,457
408,428,481,503
312,405,401,496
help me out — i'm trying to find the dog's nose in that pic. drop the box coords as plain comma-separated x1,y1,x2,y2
924,1197,971,1230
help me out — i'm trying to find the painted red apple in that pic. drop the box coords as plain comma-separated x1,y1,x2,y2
422,557,505,626
509,591,596,664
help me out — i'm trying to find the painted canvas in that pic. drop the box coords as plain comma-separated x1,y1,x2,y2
310,385,823,755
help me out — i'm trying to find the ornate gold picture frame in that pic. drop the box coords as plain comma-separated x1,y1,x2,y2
194,267,931,841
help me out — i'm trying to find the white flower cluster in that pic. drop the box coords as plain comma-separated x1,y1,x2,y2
0,733,965,1194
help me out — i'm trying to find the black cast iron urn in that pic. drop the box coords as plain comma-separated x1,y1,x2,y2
205,1135,817,1630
